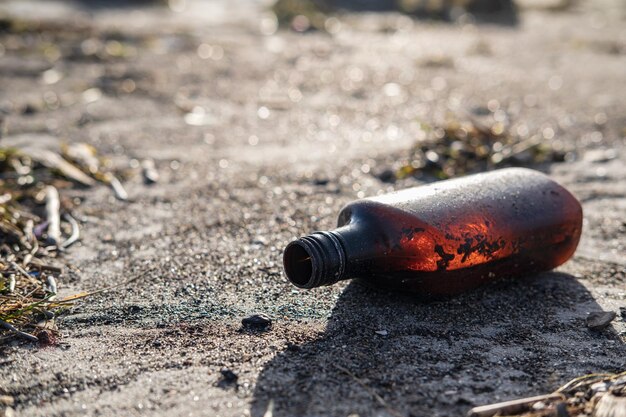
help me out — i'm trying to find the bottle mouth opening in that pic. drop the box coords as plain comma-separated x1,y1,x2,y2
283,242,314,288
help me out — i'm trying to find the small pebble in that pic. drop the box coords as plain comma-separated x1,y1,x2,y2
0,395,14,406
22,103,37,115
586,311,616,330
242,314,272,331
377,169,396,183
127,305,142,314
375,330,388,336
251,236,267,246
220,368,238,384
532,401,546,410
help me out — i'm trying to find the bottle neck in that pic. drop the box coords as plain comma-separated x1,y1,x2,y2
283,225,361,289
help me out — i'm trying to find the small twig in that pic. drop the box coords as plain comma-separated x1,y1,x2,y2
467,393,563,417
0,319,39,343
23,219,34,250
23,252,33,267
141,159,159,184
8,274,15,293
501,135,542,160
10,261,31,279
45,185,61,247
46,275,57,301
61,213,80,248
107,174,128,201
28,259,63,274
334,364,404,417
28,233,39,262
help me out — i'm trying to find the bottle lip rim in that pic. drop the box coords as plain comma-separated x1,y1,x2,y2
283,232,346,289
283,240,315,288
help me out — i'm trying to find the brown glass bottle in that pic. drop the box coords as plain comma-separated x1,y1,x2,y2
283,168,583,297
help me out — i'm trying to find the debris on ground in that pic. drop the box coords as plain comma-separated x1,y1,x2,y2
0,143,128,344
468,371,626,417
594,389,626,417
271,0,331,32
241,314,272,331
141,159,159,185
217,368,239,389
586,311,617,331
220,368,239,384
270,0,521,32
380,116,572,182
0,395,14,407
468,393,563,417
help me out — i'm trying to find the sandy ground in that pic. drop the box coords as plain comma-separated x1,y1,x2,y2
0,1,625,416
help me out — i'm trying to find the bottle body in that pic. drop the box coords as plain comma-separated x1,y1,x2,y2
283,168,583,297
